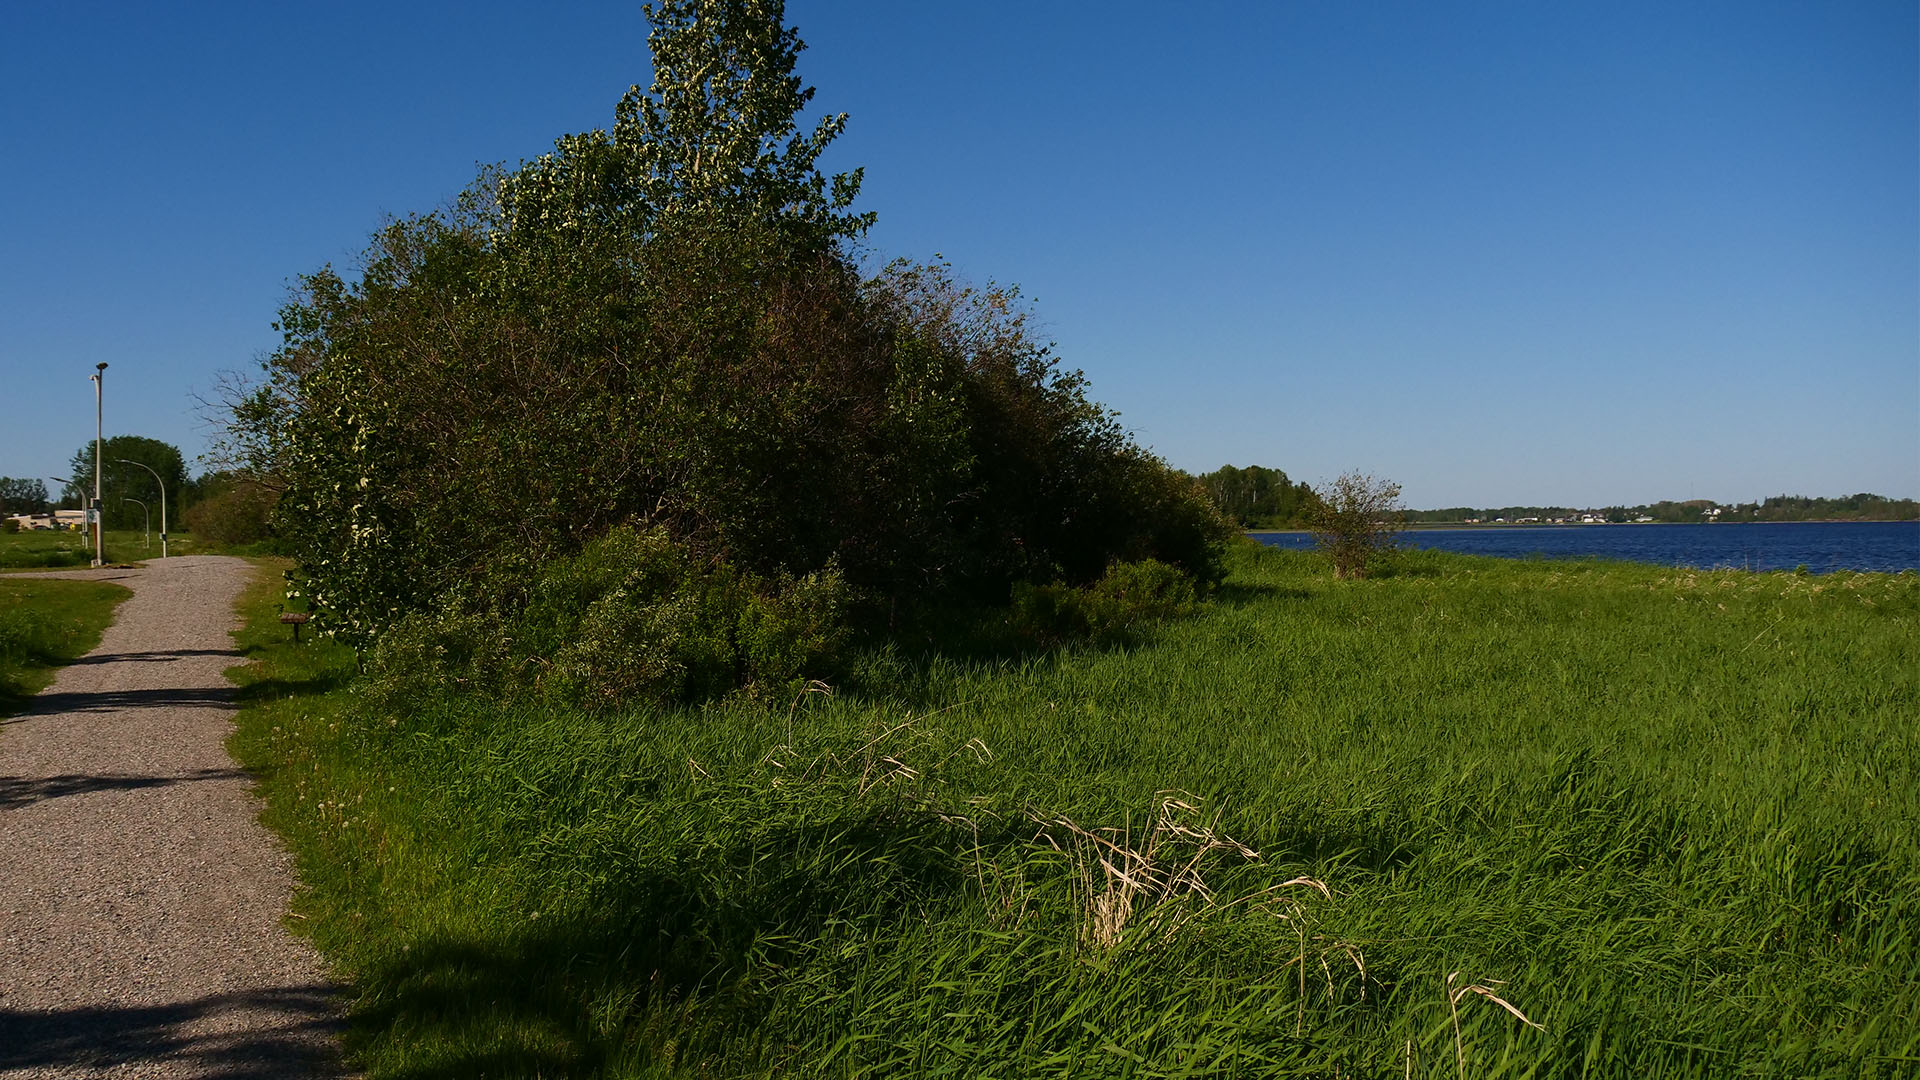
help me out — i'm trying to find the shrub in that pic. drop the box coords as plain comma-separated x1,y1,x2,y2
1011,558,1200,647
364,525,850,711
183,480,278,547
1309,471,1404,580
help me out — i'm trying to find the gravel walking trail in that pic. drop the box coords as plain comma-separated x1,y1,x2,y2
0,557,347,1079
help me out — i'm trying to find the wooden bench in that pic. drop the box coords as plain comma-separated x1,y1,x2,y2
278,611,311,642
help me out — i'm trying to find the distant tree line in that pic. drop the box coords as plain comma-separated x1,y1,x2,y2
0,478,50,516
1192,476,1918,530
54,436,189,531
1403,494,1917,524
0,437,279,549
1740,494,1918,521
1191,465,1318,528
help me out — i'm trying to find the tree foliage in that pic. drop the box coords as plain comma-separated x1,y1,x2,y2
1309,471,1404,580
61,436,187,530
498,0,873,260
183,472,279,547
0,478,50,516
1194,464,1319,528
233,0,1228,676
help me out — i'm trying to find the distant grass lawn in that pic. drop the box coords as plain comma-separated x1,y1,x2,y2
0,527,207,570
0,577,131,713
227,545,1919,1078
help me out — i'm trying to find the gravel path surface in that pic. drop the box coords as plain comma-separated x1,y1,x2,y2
0,557,347,1079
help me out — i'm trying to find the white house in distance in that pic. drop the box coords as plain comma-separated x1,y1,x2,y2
5,510,84,531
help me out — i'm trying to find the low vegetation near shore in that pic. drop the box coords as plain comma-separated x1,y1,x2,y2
227,545,1918,1078
0,578,130,712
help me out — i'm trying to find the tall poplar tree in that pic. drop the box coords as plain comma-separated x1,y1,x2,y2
498,0,872,255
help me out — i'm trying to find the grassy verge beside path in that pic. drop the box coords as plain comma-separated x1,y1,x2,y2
0,577,132,714
227,547,1919,1078
0,528,221,570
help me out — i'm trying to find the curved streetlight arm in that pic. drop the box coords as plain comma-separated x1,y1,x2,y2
114,459,168,558
123,497,150,550
47,478,74,524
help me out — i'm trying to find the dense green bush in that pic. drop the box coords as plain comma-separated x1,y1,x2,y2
267,210,1227,650
182,477,278,547
1010,558,1200,646
236,1,1229,658
365,525,849,710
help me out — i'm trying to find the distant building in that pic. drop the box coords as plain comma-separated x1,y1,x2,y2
6,512,65,530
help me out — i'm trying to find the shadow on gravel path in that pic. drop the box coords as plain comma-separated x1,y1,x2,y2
0,767,248,811
0,986,343,1079
0,557,349,1079
3,686,239,722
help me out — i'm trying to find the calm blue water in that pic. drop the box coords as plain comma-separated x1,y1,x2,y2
1253,521,1920,574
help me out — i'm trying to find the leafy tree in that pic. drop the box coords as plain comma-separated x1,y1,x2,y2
0,478,50,516
497,0,871,260
244,2,1227,660
1308,471,1404,579
61,436,186,531
1195,464,1318,528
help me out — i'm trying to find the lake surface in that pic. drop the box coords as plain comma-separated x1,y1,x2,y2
1252,520,1920,574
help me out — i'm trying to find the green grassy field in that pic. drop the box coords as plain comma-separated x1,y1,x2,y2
0,527,208,569
0,577,131,713
226,545,1919,1078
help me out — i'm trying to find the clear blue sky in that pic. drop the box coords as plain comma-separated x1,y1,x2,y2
3,1,1914,508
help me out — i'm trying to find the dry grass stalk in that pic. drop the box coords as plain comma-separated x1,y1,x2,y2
1035,792,1335,954
1446,970,1544,1078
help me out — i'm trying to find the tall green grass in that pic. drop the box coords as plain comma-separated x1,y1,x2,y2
0,578,130,712
227,547,1920,1077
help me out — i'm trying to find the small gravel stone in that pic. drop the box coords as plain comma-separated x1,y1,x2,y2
0,557,348,1078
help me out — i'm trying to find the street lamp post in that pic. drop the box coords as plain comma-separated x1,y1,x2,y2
89,363,107,566
115,458,168,558
124,498,149,550
48,477,72,530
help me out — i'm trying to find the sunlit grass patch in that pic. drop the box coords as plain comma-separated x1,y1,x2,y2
0,577,130,713
226,546,1920,1077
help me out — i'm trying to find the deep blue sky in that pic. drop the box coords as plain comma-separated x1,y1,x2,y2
3,1,1914,508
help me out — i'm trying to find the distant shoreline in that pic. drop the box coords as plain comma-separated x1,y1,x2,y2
1248,519,1919,535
